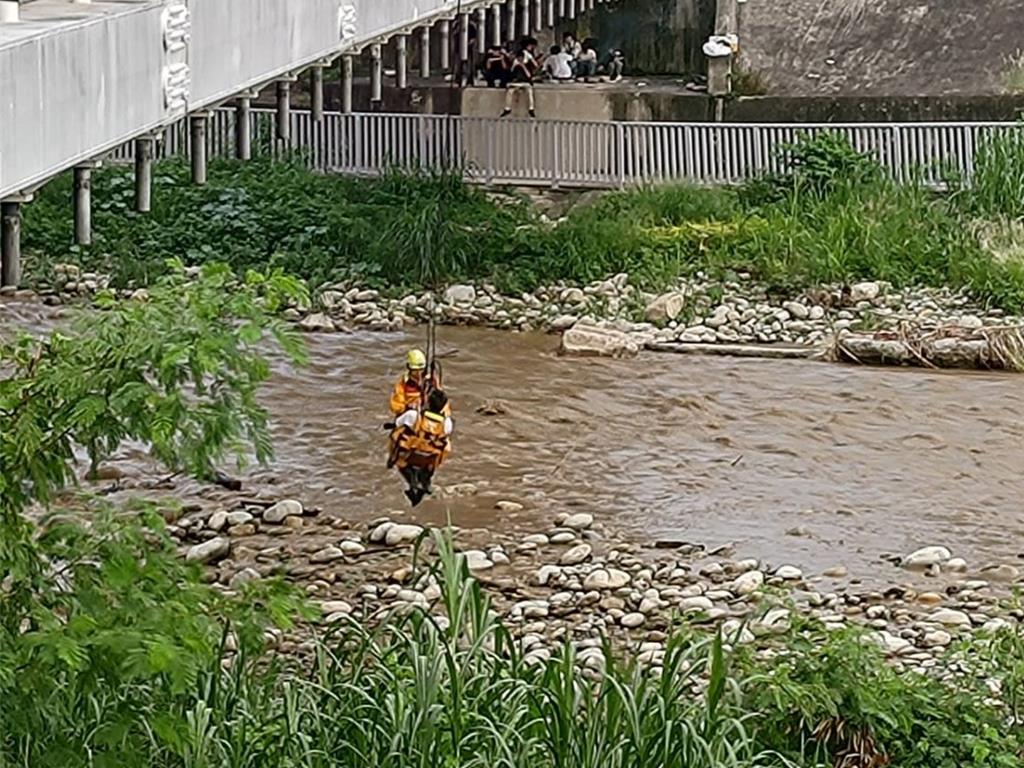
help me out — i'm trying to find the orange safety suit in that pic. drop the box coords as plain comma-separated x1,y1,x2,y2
389,372,449,417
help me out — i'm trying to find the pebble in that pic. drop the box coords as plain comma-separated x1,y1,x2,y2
902,546,952,570
310,546,346,564
922,629,952,647
559,544,593,566
822,566,848,578
384,524,424,546
207,511,228,532
774,565,803,581
496,500,524,512
929,609,972,628
264,499,303,524
339,540,366,556
550,531,577,545
229,568,260,588
620,612,645,628
226,510,254,526
561,513,594,531
186,537,230,564
731,570,765,595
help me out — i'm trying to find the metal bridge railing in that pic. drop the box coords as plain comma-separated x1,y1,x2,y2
108,109,1021,188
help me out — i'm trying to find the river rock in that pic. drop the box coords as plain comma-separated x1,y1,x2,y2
385,524,424,546
645,292,686,323
523,533,549,546
310,546,345,564
583,569,612,590
229,567,261,588
549,315,578,331
559,544,593,566
774,565,803,581
339,540,366,556
731,570,765,595
979,564,1020,582
496,500,524,512
550,531,576,544
902,546,952,570
850,281,881,302
444,284,476,304
559,324,639,359
929,608,972,628
945,557,968,573
298,313,336,333
537,565,562,585
186,537,230,564
782,301,809,320
620,612,645,628
679,596,714,613
264,499,303,524
561,513,594,531
321,600,352,616
207,510,228,532
464,550,494,571
226,510,254,527
876,630,912,655
922,629,952,648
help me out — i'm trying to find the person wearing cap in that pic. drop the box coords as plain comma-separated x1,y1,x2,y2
389,348,448,416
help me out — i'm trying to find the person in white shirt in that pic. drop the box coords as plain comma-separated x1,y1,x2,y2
543,44,575,82
577,42,598,82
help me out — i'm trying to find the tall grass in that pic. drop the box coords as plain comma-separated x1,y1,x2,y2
20,127,1024,312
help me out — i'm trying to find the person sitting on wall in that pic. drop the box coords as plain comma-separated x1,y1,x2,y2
543,44,575,82
576,39,598,82
605,49,625,82
500,47,537,118
484,44,509,88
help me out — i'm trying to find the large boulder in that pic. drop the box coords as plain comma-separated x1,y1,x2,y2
559,324,639,358
645,292,687,324
444,284,476,305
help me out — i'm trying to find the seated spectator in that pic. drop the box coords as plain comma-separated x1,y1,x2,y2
606,49,625,82
562,32,582,62
500,49,537,118
576,41,598,82
484,44,508,88
543,44,574,81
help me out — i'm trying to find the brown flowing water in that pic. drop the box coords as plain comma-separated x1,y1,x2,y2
6,298,1024,581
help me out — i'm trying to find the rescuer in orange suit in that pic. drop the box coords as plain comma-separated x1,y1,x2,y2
389,348,449,416
389,387,454,506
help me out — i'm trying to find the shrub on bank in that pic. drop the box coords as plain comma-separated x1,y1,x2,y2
21,130,1024,312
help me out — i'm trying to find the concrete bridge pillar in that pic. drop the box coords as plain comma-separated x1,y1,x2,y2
73,162,100,246
235,94,253,160
341,55,354,114
190,112,209,186
477,7,487,55
370,44,383,108
396,35,409,90
310,64,325,121
567,0,576,21
0,0,19,24
559,0,566,20
439,19,451,72
275,78,293,143
533,0,542,32
135,136,155,213
546,0,555,28
0,196,28,287
520,0,529,37
506,0,515,42
490,3,501,46
459,12,471,83
420,26,431,78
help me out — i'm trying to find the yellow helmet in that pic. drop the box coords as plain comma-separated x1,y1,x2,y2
406,348,427,370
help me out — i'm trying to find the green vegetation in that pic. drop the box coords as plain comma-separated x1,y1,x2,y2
1,265,1023,765
22,127,1024,311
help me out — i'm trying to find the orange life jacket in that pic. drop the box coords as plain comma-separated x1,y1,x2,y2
392,410,451,471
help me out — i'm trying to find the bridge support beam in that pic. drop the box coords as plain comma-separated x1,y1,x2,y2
477,8,487,56
190,113,209,186
73,163,100,246
459,12,470,84
1,197,27,288
0,0,19,24
276,78,293,144
568,0,575,20
559,0,566,20
439,19,450,72
396,35,408,90
543,0,552,29
370,44,383,108
341,56,354,114
135,136,155,213
490,3,501,47
520,0,529,37
507,0,516,41
420,26,431,78
310,64,325,121
235,94,252,160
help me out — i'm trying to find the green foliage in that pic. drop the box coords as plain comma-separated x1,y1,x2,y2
738,621,1024,768
949,124,1024,220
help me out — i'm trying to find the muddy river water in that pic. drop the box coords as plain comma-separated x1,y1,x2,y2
261,326,1024,579
6,297,1023,581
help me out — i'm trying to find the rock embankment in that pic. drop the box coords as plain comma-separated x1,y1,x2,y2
167,493,1024,682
